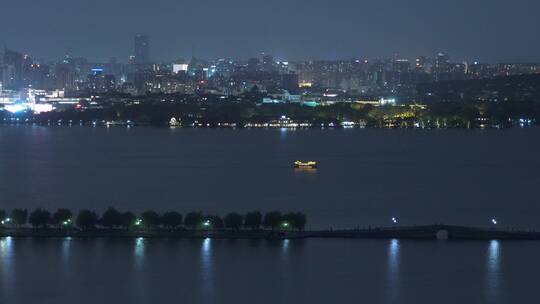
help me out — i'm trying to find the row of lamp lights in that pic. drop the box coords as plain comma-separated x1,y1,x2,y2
0,218,280,228
391,217,498,225
0,218,72,226
1,216,498,227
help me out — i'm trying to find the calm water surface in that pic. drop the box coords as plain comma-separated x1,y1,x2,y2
1,126,540,303
1,237,539,304
1,126,539,229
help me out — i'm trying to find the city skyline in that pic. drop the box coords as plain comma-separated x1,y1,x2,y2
2,1,540,304
1,0,539,63
2,38,539,99
2,40,540,65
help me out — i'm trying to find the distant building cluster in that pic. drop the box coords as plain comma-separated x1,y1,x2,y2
1,35,540,115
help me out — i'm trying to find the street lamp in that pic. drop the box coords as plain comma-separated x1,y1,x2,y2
391,217,398,224
491,218,498,225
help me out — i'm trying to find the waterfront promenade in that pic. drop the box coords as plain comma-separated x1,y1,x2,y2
2,225,539,241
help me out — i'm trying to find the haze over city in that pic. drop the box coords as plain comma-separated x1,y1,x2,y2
1,0,539,62
2,1,540,304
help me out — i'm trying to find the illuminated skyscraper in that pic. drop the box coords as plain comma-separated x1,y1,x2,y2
435,52,449,71
134,35,150,64
434,52,449,81
415,56,427,71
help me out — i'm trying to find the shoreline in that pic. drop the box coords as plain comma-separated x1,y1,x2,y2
1,122,538,130
2,225,539,241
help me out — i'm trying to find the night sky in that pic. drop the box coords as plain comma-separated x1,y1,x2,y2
1,0,539,62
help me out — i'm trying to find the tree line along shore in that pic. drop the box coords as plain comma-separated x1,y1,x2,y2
3,208,540,241
0,208,306,232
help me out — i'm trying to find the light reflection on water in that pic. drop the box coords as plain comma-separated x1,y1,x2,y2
486,240,501,302
200,238,213,304
0,237,14,296
0,237,14,268
282,239,290,256
0,237,13,259
388,239,400,272
60,237,72,277
62,237,72,261
2,237,538,303
201,238,212,272
132,237,149,302
134,237,145,269
279,127,288,140
386,239,400,303
3,128,540,230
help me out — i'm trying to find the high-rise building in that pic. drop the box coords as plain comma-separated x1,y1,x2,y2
415,56,427,71
0,65,15,90
55,63,77,91
134,35,150,64
393,59,410,74
434,52,450,81
87,68,116,92
281,72,299,93
28,63,50,89
2,49,24,89
435,53,449,70
262,55,274,72
21,54,34,87
392,59,411,86
247,58,260,73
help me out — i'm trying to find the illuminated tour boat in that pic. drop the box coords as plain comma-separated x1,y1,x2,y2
294,161,318,169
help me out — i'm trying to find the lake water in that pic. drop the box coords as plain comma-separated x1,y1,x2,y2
1,126,539,303
1,237,539,304
1,126,539,229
